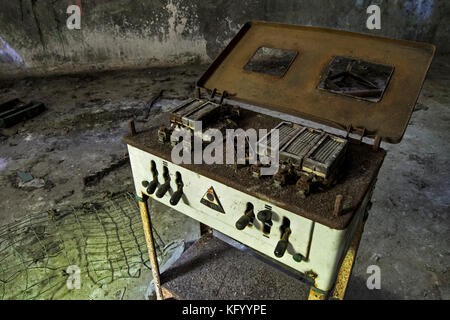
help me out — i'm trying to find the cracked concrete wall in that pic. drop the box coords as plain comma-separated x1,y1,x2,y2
0,0,448,78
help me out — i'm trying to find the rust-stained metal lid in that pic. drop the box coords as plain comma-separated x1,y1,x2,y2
197,21,435,143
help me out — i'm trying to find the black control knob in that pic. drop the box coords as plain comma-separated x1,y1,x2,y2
274,228,291,258
170,190,183,205
156,181,171,198
235,205,255,230
147,180,158,195
236,215,251,230
257,210,272,223
145,161,159,195
257,209,273,234
170,172,184,206
156,166,171,198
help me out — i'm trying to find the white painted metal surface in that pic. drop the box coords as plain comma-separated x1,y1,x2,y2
127,144,367,292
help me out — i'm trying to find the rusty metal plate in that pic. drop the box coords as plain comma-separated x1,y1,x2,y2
197,21,435,143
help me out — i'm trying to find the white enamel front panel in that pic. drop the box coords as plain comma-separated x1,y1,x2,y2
127,145,363,292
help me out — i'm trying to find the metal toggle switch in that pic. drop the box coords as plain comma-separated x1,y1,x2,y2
144,160,159,195
147,180,158,195
156,166,170,198
156,181,170,198
235,203,255,230
257,209,273,234
170,172,184,206
274,227,291,258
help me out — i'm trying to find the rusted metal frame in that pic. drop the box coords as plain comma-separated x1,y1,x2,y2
346,123,383,151
320,58,395,103
136,194,164,300
200,87,230,106
196,21,435,144
346,124,366,143
373,136,382,152
219,90,229,105
209,88,218,100
346,124,382,151
333,195,344,217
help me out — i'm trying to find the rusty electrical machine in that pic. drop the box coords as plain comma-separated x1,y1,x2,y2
124,21,435,300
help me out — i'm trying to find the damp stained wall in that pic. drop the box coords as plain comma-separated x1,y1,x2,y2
0,0,448,78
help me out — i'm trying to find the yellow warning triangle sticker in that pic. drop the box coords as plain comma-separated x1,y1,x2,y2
200,186,225,214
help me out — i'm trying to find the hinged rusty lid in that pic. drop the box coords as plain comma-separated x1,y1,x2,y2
197,21,435,143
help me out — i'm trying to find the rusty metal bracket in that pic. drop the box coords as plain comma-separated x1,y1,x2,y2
195,87,201,99
219,90,229,105
209,88,218,101
373,136,382,152
333,195,344,217
346,124,366,143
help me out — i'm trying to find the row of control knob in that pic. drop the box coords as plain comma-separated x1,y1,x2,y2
235,204,292,258
142,162,184,206
142,162,296,260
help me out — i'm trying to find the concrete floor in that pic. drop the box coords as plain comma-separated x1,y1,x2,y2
0,56,449,299
346,55,450,299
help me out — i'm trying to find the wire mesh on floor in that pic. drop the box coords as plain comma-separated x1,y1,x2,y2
0,193,163,300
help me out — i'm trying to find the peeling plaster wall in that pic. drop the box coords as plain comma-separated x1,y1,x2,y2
0,0,448,78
